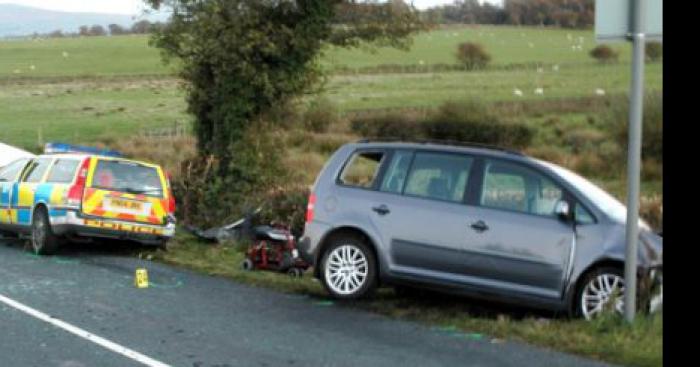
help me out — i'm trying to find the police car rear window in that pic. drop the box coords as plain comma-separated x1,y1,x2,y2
46,159,80,184
92,160,163,197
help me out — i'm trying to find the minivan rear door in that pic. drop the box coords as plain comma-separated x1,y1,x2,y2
82,158,168,225
367,150,484,282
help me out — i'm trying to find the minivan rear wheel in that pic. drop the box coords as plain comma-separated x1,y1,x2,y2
320,234,377,300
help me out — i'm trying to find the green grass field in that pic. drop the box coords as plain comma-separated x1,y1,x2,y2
325,25,635,68
0,26,662,151
0,26,638,77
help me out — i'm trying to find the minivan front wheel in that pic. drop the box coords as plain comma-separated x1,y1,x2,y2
576,267,625,320
320,234,377,299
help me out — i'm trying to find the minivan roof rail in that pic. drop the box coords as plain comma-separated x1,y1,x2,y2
355,138,524,156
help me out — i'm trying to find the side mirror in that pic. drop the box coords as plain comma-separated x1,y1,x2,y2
554,200,573,222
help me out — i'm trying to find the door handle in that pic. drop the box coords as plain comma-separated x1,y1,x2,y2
470,220,489,232
372,205,391,216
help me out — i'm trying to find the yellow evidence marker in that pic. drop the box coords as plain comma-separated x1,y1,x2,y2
135,268,149,288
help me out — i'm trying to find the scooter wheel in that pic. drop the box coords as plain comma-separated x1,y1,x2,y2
242,259,255,271
287,268,303,278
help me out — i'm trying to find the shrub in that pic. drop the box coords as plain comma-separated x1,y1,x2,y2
303,97,338,133
564,128,606,154
525,146,566,165
350,112,423,140
456,42,492,70
350,101,533,149
256,185,311,237
640,195,663,233
590,45,619,63
173,123,289,228
569,152,608,178
610,92,662,162
260,100,301,129
645,42,662,62
642,158,663,181
424,101,533,148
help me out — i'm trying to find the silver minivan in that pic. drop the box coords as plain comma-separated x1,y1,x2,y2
299,140,662,319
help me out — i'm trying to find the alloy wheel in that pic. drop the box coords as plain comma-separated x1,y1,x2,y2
581,273,625,320
324,244,369,295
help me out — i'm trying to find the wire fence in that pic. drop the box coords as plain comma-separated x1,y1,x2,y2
140,121,190,138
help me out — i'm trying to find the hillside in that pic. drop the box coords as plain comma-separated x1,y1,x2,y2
0,3,164,37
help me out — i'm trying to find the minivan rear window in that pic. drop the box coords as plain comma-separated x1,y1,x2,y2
92,160,163,197
339,151,385,189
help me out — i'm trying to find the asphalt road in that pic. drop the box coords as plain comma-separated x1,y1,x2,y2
0,239,614,367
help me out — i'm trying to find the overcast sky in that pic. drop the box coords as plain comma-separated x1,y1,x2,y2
1,0,504,15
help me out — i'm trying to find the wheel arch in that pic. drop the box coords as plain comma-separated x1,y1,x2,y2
566,257,625,314
31,201,50,222
313,226,383,283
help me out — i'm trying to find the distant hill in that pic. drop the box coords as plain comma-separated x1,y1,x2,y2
0,4,165,38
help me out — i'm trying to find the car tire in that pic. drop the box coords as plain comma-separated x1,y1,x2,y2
31,207,59,255
574,267,625,320
287,267,303,278
158,240,169,251
242,258,255,271
320,233,377,300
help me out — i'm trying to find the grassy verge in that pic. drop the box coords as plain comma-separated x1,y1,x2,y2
152,231,662,367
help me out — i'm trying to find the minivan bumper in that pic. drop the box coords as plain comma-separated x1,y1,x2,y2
298,220,332,265
51,210,175,244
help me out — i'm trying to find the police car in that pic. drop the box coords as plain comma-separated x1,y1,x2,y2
0,143,176,255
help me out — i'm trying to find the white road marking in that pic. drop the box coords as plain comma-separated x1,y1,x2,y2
0,293,172,367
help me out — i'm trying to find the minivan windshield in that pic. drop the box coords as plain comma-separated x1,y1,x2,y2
540,160,628,223
92,160,163,197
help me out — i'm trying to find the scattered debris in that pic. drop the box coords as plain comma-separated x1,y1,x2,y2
135,268,149,289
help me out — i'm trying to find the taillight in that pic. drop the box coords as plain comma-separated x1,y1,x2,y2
66,158,90,207
166,171,176,214
305,193,316,223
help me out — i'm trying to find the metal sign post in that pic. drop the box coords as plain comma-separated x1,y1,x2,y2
596,0,662,322
622,0,647,324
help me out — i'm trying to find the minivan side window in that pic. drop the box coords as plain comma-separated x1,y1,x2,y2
480,159,563,217
0,159,30,182
380,150,413,194
339,151,385,189
402,152,473,203
575,203,596,224
23,158,53,183
46,159,80,184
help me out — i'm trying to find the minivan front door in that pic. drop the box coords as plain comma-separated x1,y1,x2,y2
465,158,574,299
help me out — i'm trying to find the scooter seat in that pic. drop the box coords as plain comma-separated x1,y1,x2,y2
254,226,291,242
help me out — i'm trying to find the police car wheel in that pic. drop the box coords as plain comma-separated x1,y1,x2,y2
31,207,59,256
158,240,169,251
